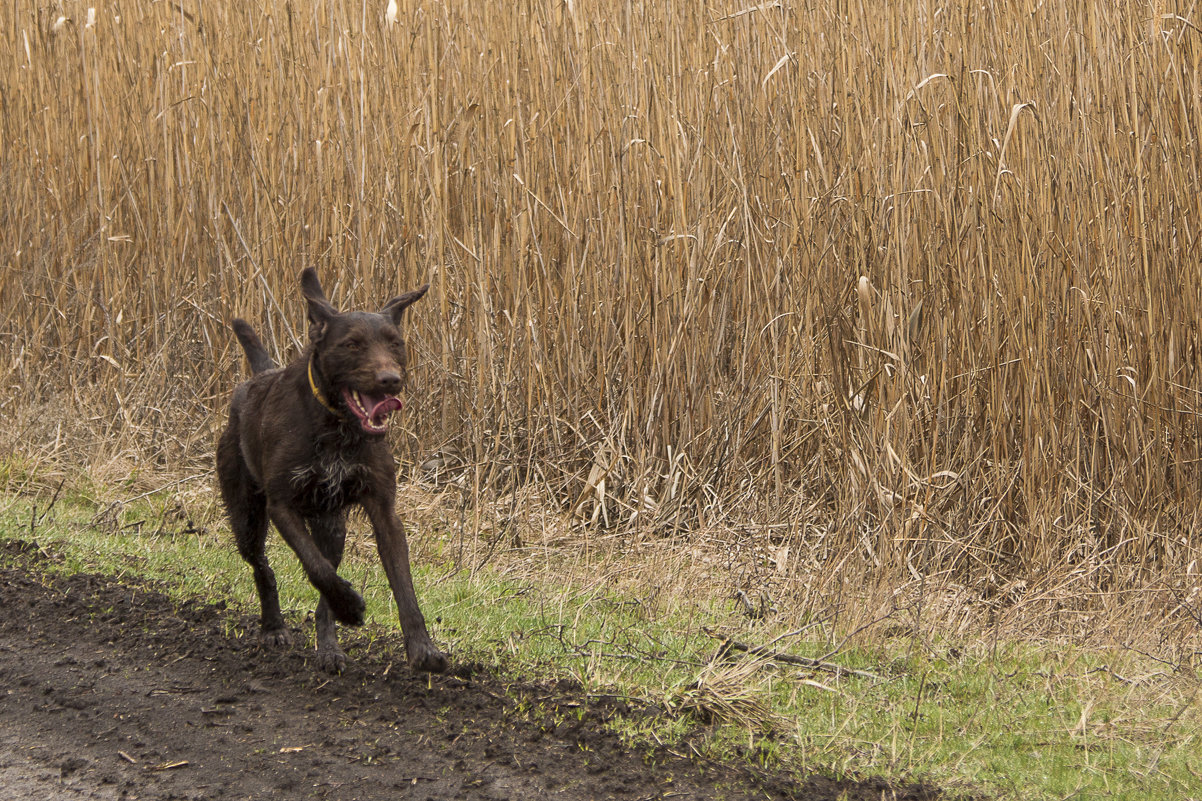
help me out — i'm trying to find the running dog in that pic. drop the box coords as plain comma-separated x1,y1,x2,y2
216,268,446,674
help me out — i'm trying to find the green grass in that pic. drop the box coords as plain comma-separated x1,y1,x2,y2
2,482,1200,800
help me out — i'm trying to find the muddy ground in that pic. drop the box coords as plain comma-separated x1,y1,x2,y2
0,540,950,800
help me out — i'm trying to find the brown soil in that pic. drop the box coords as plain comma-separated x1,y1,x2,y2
0,540,951,800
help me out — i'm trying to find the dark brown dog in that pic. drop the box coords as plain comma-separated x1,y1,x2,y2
216,268,447,674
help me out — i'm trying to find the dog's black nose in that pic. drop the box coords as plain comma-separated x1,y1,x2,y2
376,370,403,393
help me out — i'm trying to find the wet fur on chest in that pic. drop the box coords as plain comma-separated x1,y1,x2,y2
290,427,378,511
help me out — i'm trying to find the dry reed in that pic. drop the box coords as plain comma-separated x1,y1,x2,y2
2,0,1201,611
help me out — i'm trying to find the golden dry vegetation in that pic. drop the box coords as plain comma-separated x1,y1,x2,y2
3,0,1202,628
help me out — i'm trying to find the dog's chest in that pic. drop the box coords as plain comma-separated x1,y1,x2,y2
291,446,371,511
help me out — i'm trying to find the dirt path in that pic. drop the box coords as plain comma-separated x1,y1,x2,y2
0,541,946,800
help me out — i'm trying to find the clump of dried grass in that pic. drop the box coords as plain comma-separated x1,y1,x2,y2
2,0,1201,636
670,654,783,732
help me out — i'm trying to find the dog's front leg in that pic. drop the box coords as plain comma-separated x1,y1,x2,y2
361,497,448,673
266,501,366,626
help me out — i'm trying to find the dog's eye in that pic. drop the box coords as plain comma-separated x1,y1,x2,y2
343,338,363,351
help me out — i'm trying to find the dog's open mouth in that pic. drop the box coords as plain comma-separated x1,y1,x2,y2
342,388,403,434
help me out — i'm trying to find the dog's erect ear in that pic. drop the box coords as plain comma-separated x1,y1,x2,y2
300,268,338,341
381,283,430,327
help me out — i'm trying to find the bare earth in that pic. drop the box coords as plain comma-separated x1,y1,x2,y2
0,541,947,800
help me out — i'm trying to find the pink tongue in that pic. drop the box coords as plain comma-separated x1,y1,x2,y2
341,388,403,428
365,395,402,422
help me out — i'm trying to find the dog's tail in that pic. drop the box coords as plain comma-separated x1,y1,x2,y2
231,319,278,375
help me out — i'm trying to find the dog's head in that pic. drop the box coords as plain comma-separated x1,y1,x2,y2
301,268,429,436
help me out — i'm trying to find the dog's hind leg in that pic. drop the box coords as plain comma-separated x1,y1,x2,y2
218,435,291,646
235,500,292,647
309,513,350,673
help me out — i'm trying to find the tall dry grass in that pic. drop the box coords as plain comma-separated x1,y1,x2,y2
2,0,1201,601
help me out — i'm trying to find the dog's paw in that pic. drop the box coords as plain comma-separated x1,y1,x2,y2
328,581,366,626
316,646,347,674
407,639,448,673
260,627,293,648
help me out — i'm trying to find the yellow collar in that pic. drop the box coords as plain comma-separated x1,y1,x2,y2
307,357,340,416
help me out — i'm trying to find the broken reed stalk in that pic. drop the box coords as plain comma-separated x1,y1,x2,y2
704,627,882,682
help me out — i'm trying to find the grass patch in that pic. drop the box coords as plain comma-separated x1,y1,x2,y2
2,481,1200,800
